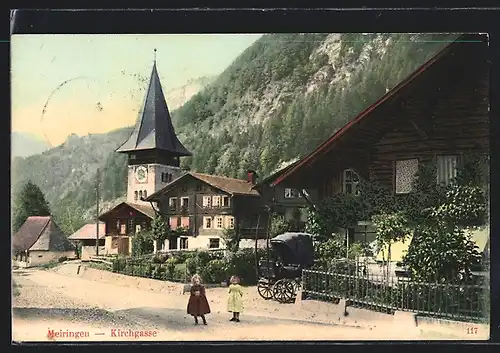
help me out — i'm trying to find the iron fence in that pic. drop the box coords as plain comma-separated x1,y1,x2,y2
302,266,489,323
112,258,189,283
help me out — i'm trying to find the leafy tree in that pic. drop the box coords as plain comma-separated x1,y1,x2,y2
131,231,154,257
12,181,51,232
269,215,294,238
151,215,169,250
221,227,239,253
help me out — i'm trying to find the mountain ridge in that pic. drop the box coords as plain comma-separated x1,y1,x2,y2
11,33,457,234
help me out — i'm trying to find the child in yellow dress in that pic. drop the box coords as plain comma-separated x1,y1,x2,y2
227,275,243,322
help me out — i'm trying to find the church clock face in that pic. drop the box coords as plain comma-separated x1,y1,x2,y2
135,166,148,183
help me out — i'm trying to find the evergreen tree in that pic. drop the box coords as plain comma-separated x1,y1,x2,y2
12,181,51,232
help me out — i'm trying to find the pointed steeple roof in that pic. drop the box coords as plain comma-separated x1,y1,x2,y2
117,50,192,156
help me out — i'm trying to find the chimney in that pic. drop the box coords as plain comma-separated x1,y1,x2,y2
246,170,258,185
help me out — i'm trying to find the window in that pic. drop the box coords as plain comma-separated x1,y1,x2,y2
127,219,134,234
134,191,138,201
395,159,419,194
169,217,178,230
180,237,188,250
141,221,147,230
284,188,300,198
215,216,223,229
181,183,187,192
181,197,189,208
437,155,458,186
222,196,230,207
204,217,212,229
135,224,142,234
181,217,190,228
143,190,147,199
202,196,212,208
168,173,173,182
169,197,177,210
196,183,202,191
161,172,165,183
227,216,235,229
343,169,360,195
212,196,221,207
120,223,126,235
209,238,220,249
176,217,182,227
139,190,143,199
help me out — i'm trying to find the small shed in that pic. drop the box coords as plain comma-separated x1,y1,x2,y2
12,216,75,267
68,223,106,260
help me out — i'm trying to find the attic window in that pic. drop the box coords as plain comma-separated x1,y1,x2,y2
196,183,202,191
130,154,136,160
343,169,360,196
395,159,419,194
134,191,138,201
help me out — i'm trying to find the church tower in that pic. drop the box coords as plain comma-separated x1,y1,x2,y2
117,49,192,205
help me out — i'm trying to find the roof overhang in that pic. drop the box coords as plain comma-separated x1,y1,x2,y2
98,202,155,220
116,146,192,157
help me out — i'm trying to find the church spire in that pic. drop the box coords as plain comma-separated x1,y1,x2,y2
116,56,192,157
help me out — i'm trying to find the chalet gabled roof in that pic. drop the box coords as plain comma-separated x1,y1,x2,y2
145,172,259,201
13,216,74,252
98,201,156,221
253,160,300,189
116,61,192,156
271,33,486,187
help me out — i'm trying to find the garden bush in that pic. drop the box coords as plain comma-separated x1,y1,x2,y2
202,259,227,284
185,257,198,276
165,257,177,280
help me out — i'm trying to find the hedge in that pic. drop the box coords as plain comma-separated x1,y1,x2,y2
112,248,269,285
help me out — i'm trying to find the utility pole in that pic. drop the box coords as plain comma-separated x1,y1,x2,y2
96,168,100,256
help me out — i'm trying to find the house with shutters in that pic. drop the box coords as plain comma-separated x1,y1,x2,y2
269,33,490,259
145,170,269,251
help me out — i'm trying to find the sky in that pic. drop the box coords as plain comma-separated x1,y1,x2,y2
11,34,262,146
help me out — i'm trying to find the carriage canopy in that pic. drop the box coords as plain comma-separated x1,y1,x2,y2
269,232,314,267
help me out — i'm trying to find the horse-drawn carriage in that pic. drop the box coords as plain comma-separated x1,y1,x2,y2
257,232,314,303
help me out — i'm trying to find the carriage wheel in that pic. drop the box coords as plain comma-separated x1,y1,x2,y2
272,279,296,304
257,280,273,300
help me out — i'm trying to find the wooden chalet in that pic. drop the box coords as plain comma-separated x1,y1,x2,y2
145,170,268,251
271,33,490,248
98,202,155,255
253,161,318,231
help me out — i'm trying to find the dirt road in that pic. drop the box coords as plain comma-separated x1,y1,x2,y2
11,265,482,341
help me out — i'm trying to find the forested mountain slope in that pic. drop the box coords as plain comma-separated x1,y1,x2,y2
11,33,456,233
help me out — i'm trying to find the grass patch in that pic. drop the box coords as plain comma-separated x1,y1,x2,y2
38,261,60,270
87,261,112,272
